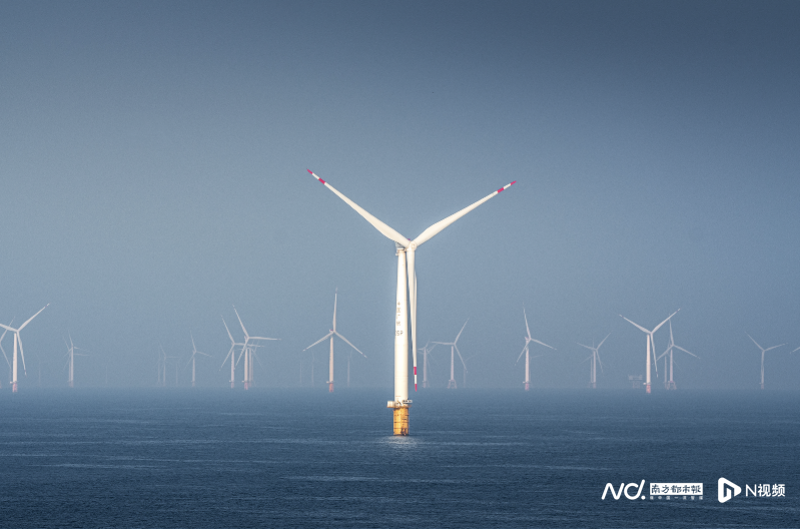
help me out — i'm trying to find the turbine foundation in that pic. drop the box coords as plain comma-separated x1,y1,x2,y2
447,379,457,389
388,401,411,436
646,384,651,394
244,381,250,390
667,381,676,390
12,382,18,393
329,382,334,393
524,382,530,391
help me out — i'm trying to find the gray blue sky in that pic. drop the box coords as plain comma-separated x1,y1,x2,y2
1,1,799,389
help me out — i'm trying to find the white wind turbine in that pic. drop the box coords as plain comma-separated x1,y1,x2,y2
305,170,515,435
233,307,280,390
186,334,211,387
419,341,436,388
63,334,88,388
578,334,609,389
304,289,367,392
0,320,14,389
656,321,698,390
0,304,49,392
516,307,555,391
220,317,245,388
747,334,785,390
434,320,469,390
620,310,679,394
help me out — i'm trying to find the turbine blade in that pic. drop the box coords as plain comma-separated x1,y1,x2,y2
673,345,698,358
334,331,367,358
406,248,417,391
222,317,235,344
0,341,9,368
17,304,49,332
577,343,594,351
411,181,516,247
18,337,27,375
233,306,248,339
620,315,649,334
597,352,604,373
454,344,467,370
304,332,334,351
515,344,527,364
652,309,680,334
530,338,555,350
523,306,531,339
454,320,468,343
332,288,338,330
597,333,611,349
764,344,786,352
306,170,409,246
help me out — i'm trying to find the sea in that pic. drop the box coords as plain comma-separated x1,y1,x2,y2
0,388,797,528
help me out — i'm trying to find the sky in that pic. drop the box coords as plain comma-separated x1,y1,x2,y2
1,0,799,390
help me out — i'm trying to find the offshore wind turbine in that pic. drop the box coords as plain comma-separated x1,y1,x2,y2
305,169,515,435
419,341,436,388
63,334,87,388
747,334,785,390
0,304,49,392
186,334,210,387
0,321,13,389
434,320,469,389
234,307,279,390
516,307,555,391
304,289,367,392
578,334,609,389
221,317,245,388
620,310,679,393
656,321,698,390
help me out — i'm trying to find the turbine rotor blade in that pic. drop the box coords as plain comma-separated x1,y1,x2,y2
620,315,649,334
764,344,786,353
515,344,527,364
406,247,418,389
411,181,517,247
673,345,698,358
334,331,367,358
597,333,611,349
523,306,532,339
304,332,334,351
18,304,49,332
530,338,555,350
454,320,468,344
307,170,410,246
652,309,680,334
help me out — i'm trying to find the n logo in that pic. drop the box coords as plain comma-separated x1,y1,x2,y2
602,480,645,500
718,477,741,503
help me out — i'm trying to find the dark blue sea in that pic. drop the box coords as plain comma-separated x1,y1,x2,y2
0,389,797,528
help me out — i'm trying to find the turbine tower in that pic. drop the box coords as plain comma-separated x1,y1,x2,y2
656,321,697,390
0,304,49,392
233,307,279,390
620,310,679,393
305,169,515,435
433,320,469,389
63,334,87,388
303,289,367,392
578,334,609,389
516,307,555,391
186,334,210,387
747,334,785,390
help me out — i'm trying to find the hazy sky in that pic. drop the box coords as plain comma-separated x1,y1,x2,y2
1,1,798,390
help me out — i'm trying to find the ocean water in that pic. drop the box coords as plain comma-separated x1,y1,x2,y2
0,389,797,528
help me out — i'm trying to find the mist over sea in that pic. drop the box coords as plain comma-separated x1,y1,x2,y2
0,389,796,528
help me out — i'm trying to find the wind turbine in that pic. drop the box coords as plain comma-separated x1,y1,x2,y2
747,334,785,390
186,334,211,388
63,334,87,388
656,321,698,390
433,320,469,389
419,341,436,388
233,307,280,390
620,309,679,394
220,317,245,388
0,320,14,389
516,307,555,391
578,333,609,389
0,304,49,392
305,169,515,435
304,289,367,392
